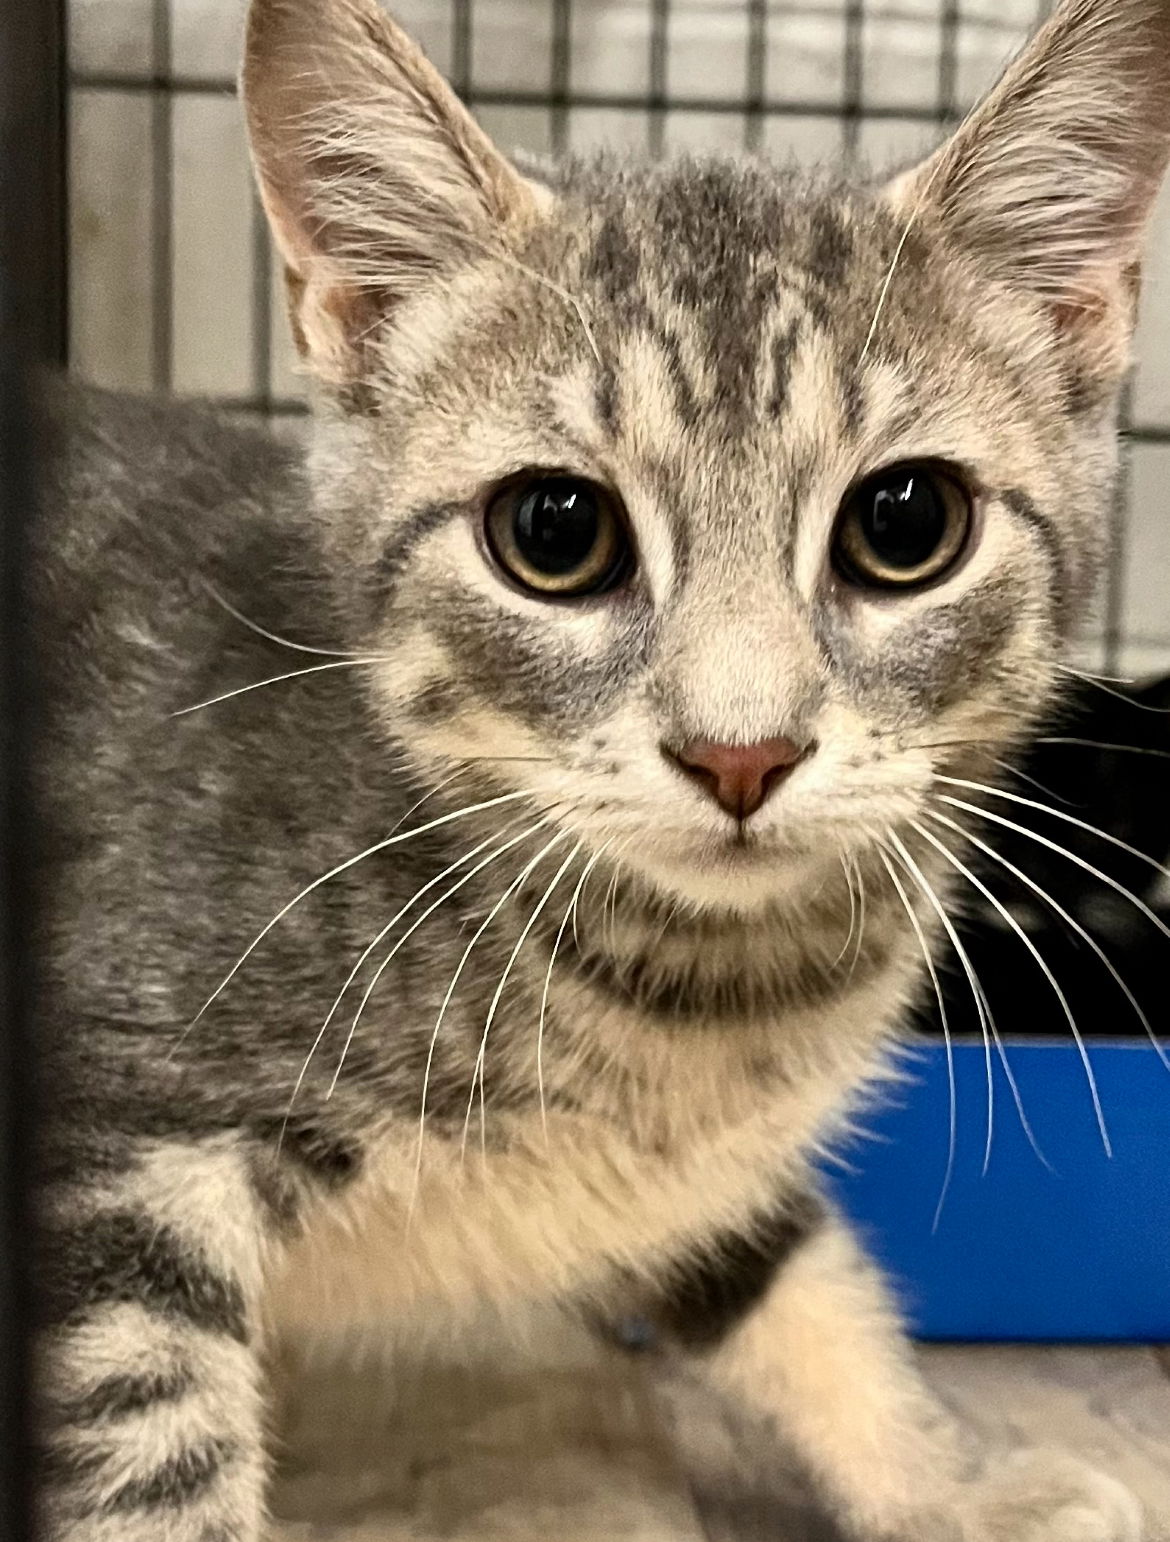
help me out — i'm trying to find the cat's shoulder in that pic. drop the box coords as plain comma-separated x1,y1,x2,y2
29,377,327,722
31,375,315,639
38,373,304,546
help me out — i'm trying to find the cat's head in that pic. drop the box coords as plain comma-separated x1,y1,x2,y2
242,0,1170,914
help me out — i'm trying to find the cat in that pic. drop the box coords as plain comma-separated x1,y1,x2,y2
916,673,1170,1044
30,1,1170,1539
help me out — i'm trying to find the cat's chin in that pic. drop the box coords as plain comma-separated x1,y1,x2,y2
629,830,828,915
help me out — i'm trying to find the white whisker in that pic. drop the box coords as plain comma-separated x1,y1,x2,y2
407,823,568,1212
887,831,1051,1176
323,809,525,1034
847,854,868,980
328,819,551,1104
1056,665,1170,712
1038,736,1170,761
859,150,948,365
910,818,1110,1158
278,813,523,1142
199,578,367,658
536,842,612,1149
878,848,957,1233
992,755,1075,807
185,788,530,1030
406,821,563,1223
936,774,1170,885
939,794,1170,948
1057,665,1135,685
493,249,603,367
833,853,859,970
171,657,385,716
601,863,622,957
885,832,995,1173
927,809,1170,1074
467,835,583,1165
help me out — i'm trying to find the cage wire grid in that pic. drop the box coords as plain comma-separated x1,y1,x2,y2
66,0,1170,675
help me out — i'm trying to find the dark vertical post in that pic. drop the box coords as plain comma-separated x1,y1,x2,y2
1105,383,1134,676
842,0,864,163
648,0,670,158
252,202,275,417
151,0,174,391
0,0,67,1533
937,0,960,127
452,0,473,100
550,0,572,156
744,0,767,153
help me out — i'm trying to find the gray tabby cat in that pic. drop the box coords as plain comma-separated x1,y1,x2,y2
33,0,1170,1537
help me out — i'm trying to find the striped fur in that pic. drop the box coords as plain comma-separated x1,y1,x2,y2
32,1,1170,1537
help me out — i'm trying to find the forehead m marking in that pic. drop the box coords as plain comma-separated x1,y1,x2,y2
585,211,642,305
765,315,803,419
605,166,785,431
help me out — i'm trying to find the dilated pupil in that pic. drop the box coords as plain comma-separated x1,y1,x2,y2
514,482,600,574
862,472,946,568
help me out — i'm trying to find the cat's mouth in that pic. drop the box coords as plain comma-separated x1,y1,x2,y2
719,826,776,861
623,819,828,911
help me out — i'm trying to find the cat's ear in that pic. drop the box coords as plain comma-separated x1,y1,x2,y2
242,0,546,384
887,0,1170,383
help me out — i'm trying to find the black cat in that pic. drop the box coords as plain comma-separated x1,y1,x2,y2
918,674,1170,1042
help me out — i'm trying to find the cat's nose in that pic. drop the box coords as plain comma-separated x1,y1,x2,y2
665,737,812,820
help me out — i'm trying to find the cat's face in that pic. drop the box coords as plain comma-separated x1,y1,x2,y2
309,167,1105,913
244,0,1170,914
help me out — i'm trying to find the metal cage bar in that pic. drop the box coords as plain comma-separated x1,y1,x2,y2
1,0,68,1531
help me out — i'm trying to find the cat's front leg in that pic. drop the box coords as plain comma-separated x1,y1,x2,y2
633,1205,1141,1542
35,1134,272,1542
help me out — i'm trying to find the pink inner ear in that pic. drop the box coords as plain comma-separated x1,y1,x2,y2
1044,258,1140,376
880,0,1170,331
242,0,548,391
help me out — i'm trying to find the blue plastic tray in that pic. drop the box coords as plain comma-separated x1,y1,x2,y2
827,1040,1170,1341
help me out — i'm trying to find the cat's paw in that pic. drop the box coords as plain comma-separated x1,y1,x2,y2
958,1449,1143,1542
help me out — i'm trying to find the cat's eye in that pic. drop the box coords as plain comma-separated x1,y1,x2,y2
485,475,630,597
833,462,972,590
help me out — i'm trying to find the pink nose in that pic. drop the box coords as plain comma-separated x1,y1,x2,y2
666,737,811,820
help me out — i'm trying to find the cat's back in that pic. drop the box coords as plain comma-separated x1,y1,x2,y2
29,378,337,749
28,381,363,984
34,377,307,655
26,383,379,1149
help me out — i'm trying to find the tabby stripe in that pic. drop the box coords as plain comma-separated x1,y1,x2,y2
376,502,456,591
553,933,883,1021
765,317,801,418
105,1437,234,1514
40,1210,248,1343
629,313,701,428
652,1192,825,1350
68,1366,195,1425
1000,487,1069,623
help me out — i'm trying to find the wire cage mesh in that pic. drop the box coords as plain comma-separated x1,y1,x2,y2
0,1,1155,1492
65,0,1170,673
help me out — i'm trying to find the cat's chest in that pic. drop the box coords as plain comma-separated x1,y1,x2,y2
262,993,875,1348
264,1120,777,1346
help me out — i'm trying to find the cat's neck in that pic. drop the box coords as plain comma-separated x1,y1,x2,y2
531,854,900,1029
